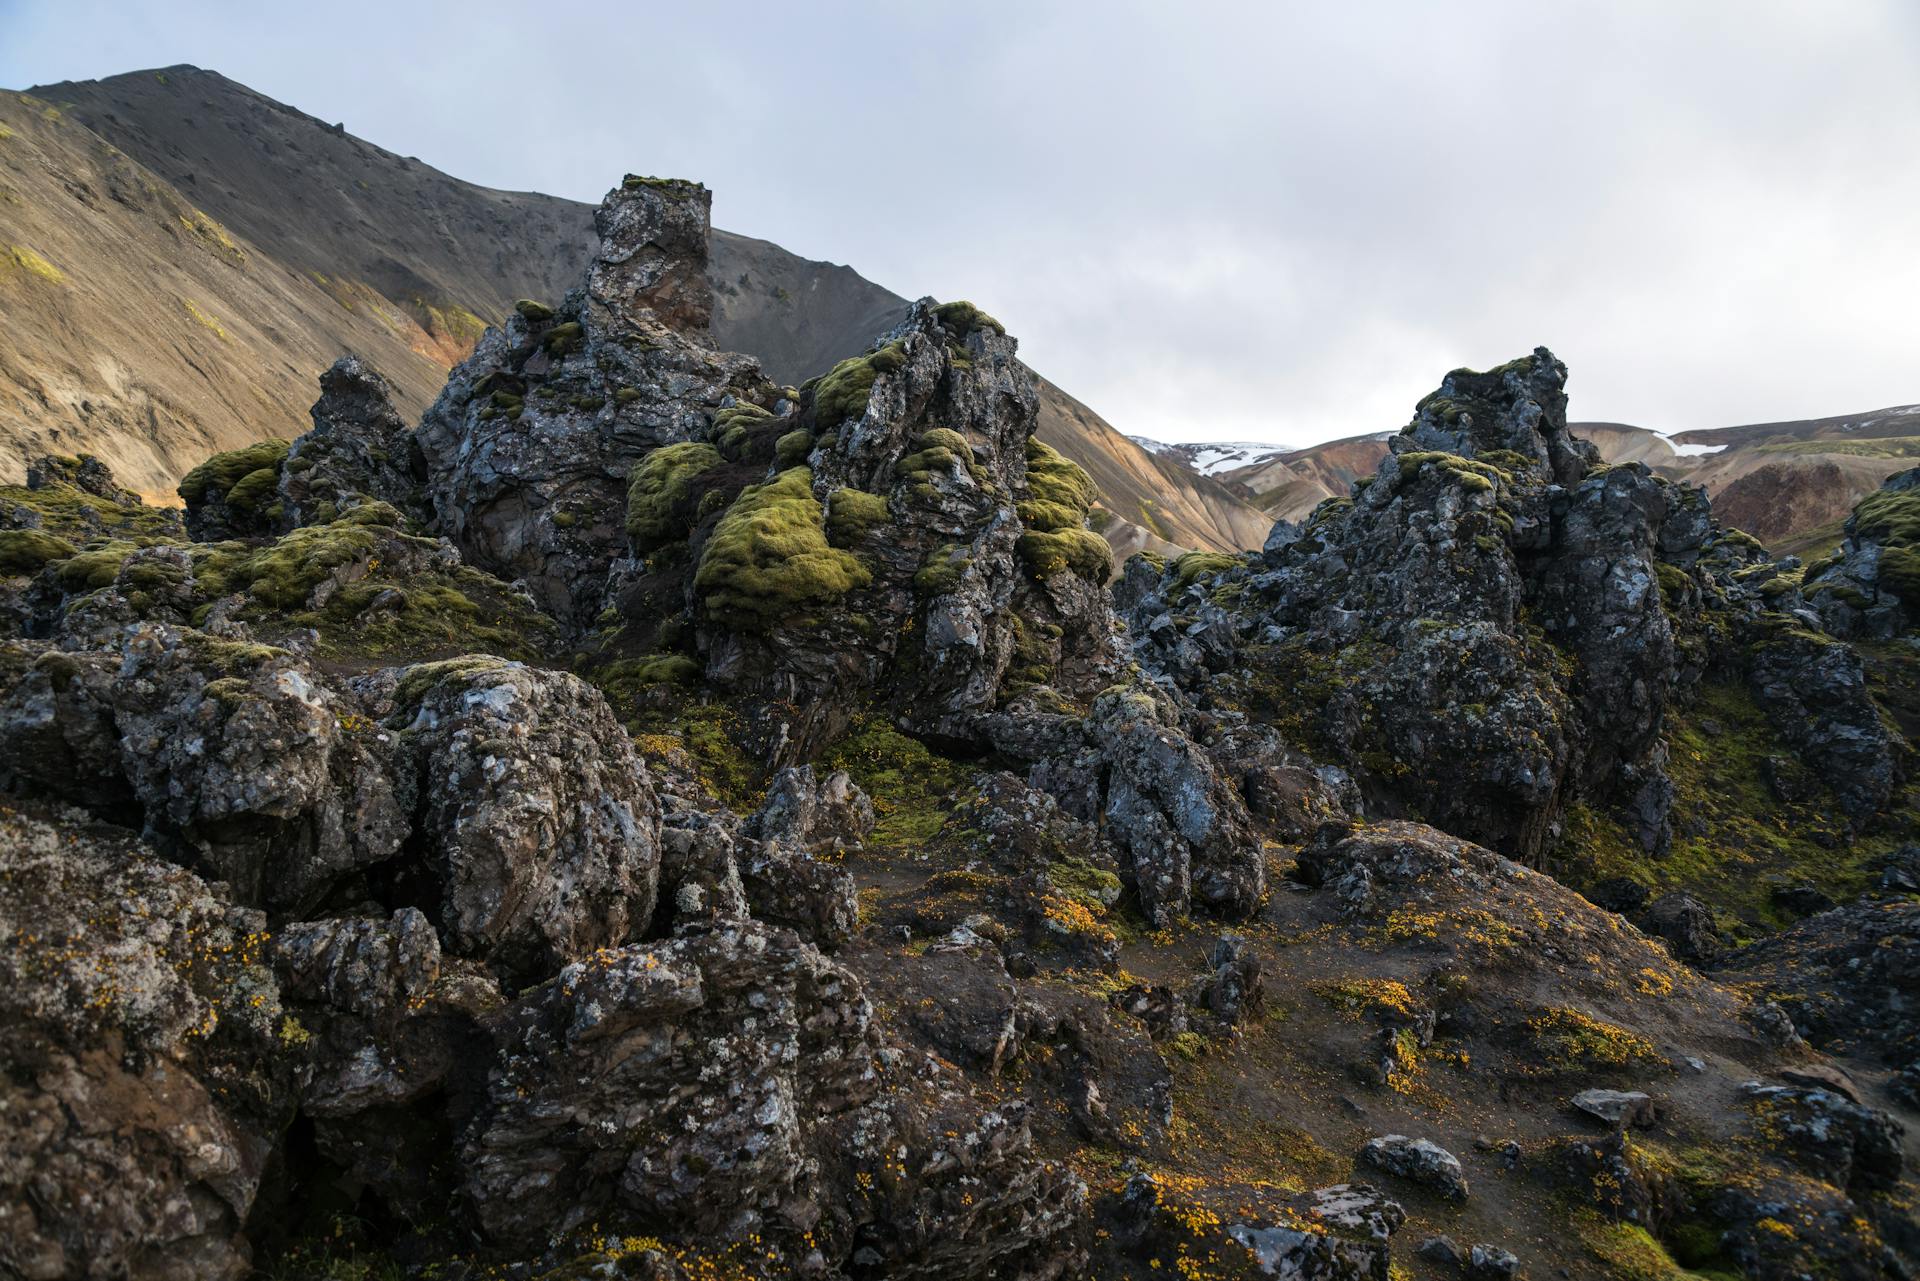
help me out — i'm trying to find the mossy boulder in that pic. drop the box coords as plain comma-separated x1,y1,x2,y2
931,300,1005,339
774,429,813,470
177,439,289,508
626,443,724,551
694,467,871,630
0,528,77,577
178,438,290,540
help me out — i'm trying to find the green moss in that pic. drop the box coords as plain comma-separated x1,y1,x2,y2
625,443,724,551
178,439,289,507
0,528,77,576
1577,1214,1727,1281
1396,449,1508,494
1017,528,1111,581
542,321,583,357
1022,438,1097,524
204,521,380,610
694,467,870,629
54,541,137,591
822,713,969,852
223,466,281,514
0,481,180,547
1524,1006,1660,1074
931,300,1005,338
774,428,813,470
1879,544,1920,602
1047,857,1122,909
914,543,972,595
713,402,777,461
811,341,906,427
514,299,554,322
825,487,888,546
598,654,702,691
1171,551,1238,592
1655,562,1693,606
1552,677,1914,936
393,655,506,709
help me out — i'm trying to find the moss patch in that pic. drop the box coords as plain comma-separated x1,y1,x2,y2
810,341,906,427
1553,680,1914,935
824,487,888,547
1171,551,1238,592
625,443,724,551
693,467,870,630
1016,528,1111,581
931,300,1005,338
822,713,970,853
0,528,77,576
178,439,289,507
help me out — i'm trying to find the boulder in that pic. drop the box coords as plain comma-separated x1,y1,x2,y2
276,355,428,529
1570,1088,1657,1129
386,657,662,981
1360,1135,1469,1200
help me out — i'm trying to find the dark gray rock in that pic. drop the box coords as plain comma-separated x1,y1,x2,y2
0,803,291,1281
1360,1134,1468,1200
276,355,428,529
387,656,662,981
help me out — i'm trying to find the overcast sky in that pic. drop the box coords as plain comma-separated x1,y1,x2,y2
4,1,1917,447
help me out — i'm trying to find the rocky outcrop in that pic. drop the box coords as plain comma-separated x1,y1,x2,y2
982,685,1267,927
1746,625,1899,819
1120,349,1907,879
415,177,773,626
276,355,428,529
1803,465,1919,640
379,657,662,981
0,625,409,911
463,918,877,1244
1722,898,1920,1097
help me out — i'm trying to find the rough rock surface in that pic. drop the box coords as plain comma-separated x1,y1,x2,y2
1804,464,1920,640
0,802,289,1281
0,624,409,911
415,177,772,625
276,355,428,529
383,657,662,981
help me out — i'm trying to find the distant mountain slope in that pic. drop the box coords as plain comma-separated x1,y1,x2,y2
0,88,454,501
5,65,1271,552
1671,403,1920,449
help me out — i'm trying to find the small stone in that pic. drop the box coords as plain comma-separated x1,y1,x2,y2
1571,1088,1657,1129
1418,1234,1463,1266
1468,1243,1522,1279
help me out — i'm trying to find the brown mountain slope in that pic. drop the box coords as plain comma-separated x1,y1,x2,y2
5,65,1270,552
0,89,453,501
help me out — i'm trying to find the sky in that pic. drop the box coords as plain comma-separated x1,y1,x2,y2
3,1,1917,448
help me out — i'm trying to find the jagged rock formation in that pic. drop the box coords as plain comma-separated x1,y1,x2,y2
8,68,1272,560
1123,350,1909,871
